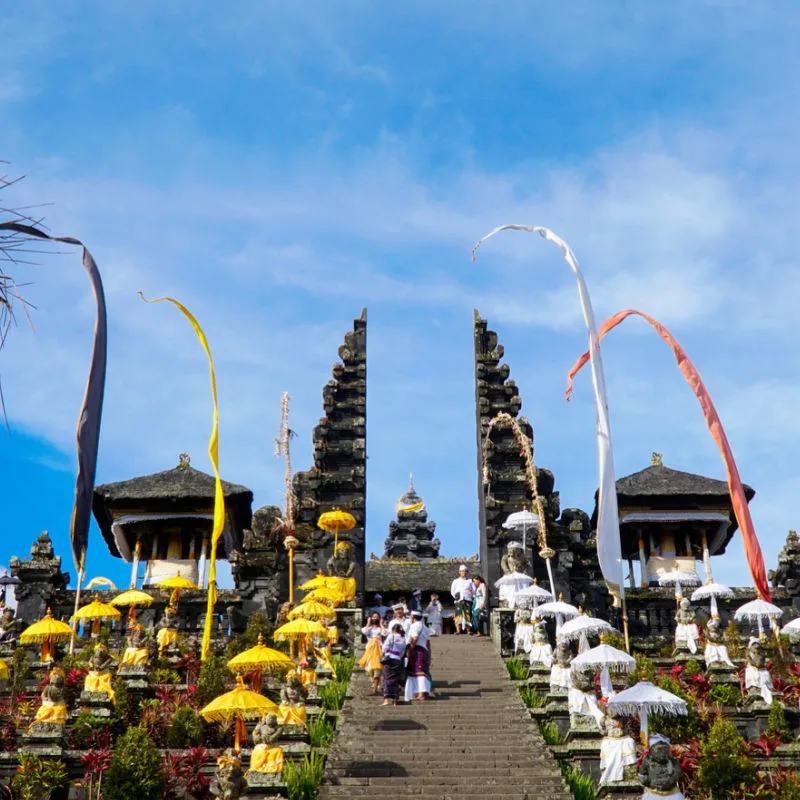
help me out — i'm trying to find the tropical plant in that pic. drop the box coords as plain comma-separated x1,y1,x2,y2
308,713,336,749
196,655,228,703
161,746,210,799
10,647,29,701
102,725,165,800
627,653,657,686
765,700,792,742
332,654,355,684
320,680,348,711
12,753,68,800
560,764,596,800
709,682,742,707
698,716,757,799
167,705,204,748
505,657,528,680
284,751,326,800
519,685,545,708
81,747,113,800
539,721,562,745
68,710,113,750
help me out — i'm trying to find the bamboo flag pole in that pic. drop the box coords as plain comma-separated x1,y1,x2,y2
69,548,86,655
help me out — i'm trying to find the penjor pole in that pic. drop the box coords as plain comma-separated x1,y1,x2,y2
473,225,629,650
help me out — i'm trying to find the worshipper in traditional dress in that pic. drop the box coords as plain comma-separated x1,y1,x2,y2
391,603,412,635
381,623,407,706
450,564,475,634
409,589,423,613
471,575,488,637
397,597,409,615
404,610,432,702
424,593,443,636
367,593,390,621
360,613,387,693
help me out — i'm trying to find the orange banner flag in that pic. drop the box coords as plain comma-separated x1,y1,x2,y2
566,309,771,601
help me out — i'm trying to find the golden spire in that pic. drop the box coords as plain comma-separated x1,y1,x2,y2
651,452,663,466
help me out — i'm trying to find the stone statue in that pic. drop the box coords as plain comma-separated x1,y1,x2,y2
278,671,308,729
513,608,534,655
674,598,699,655
638,735,683,800
156,605,180,657
549,641,572,695
119,623,150,672
246,714,284,785
500,541,529,576
745,637,774,704
0,606,21,643
210,749,244,800
299,652,319,700
568,666,604,731
528,619,553,669
29,667,67,732
704,615,734,669
82,644,116,704
327,541,356,578
599,713,637,785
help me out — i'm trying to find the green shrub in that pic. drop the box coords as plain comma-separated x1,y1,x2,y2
320,680,348,711
69,710,113,749
196,655,227,703
167,705,204,748
284,750,326,800
519,685,545,708
308,713,336,749
724,621,744,659
683,659,702,678
102,725,165,800
505,657,528,680
332,654,355,684
12,753,68,800
540,721,562,745
709,683,742,707
241,610,274,649
561,764,596,800
11,647,29,699
698,716,756,799
766,701,792,742
112,677,128,713
627,653,657,686
151,667,181,685
603,632,626,652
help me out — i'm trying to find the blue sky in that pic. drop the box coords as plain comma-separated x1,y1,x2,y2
2,2,800,592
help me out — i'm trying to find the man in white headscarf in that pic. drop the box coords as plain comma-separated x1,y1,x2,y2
450,564,474,634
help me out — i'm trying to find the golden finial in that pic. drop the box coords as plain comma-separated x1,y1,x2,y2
177,453,190,470
651,452,663,467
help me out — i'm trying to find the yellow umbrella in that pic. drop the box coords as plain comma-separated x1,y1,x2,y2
200,675,280,751
0,659,8,680
20,609,74,662
157,575,201,606
317,508,356,547
110,589,154,623
227,633,295,675
303,587,342,606
274,618,326,663
297,572,340,592
288,600,336,621
71,597,122,638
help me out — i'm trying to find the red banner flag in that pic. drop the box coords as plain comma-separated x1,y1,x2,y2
566,309,771,601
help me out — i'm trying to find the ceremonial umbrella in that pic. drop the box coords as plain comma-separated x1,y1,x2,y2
303,587,343,606
606,681,687,747
71,596,122,638
734,599,783,637
572,641,635,697
691,581,735,618
658,569,700,603
200,675,280,751
535,595,579,636
20,609,74,662
513,579,553,611
157,575,201,607
110,588,154,623
227,633,294,689
274,618,326,663
502,509,539,552
780,617,800,636
288,600,336,621
557,611,616,653
317,508,356,548
494,571,533,609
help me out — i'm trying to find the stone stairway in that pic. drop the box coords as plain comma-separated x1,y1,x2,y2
320,634,572,800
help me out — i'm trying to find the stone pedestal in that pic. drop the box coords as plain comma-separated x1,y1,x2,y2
21,722,65,757
334,608,362,656
597,781,643,798
118,665,150,692
673,644,699,664
708,662,739,687
565,718,603,743
75,691,114,719
245,771,288,796
490,608,515,656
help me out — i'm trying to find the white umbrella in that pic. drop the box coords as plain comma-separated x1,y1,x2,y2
535,596,579,636
780,617,800,636
514,580,553,611
606,681,687,747
734,599,783,637
503,509,539,551
691,581,734,617
557,612,616,654
658,569,700,601
572,642,635,698
494,571,534,609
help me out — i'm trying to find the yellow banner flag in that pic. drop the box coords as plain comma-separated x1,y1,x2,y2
139,293,225,661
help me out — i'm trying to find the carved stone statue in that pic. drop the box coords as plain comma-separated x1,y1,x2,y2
549,641,573,695
156,605,180,657
745,637,774,705
29,667,67,733
638,735,683,799
568,666,603,731
0,606,21,643
599,713,637,785
528,619,553,669
119,623,150,677
704,615,734,670
210,749,244,800
674,598,699,655
327,542,356,578
513,608,534,655
82,644,116,706
278,672,308,730
246,714,284,786
500,541,529,576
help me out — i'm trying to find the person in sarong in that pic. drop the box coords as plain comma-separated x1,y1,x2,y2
360,613,386,693
404,610,432,702
381,623,407,706
424,593,443,636
471,576,488,637
391,603,412,635
450,564,475,634
409,589,423,613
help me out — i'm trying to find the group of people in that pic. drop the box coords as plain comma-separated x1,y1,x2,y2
450,563,488,636
360,601,433,706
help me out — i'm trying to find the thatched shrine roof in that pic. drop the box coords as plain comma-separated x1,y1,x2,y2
365,557,480,596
